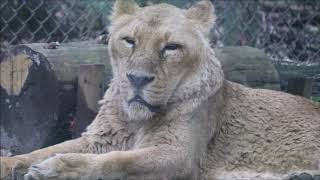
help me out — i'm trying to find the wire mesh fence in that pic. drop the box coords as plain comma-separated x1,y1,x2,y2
0,0,113,45
1,0,320,65
212,0,320,65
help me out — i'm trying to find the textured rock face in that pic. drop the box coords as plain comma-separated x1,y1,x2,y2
216,46,281,90
0,45,62,154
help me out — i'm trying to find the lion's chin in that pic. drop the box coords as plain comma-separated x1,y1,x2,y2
124,102,155,121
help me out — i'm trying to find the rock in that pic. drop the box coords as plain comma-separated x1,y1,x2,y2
215,46,281,90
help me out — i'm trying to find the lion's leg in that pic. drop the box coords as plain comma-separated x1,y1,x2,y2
0,137,89,179
24,146,194,180
19,137,89,163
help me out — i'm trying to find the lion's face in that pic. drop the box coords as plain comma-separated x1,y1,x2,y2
108,0,223,121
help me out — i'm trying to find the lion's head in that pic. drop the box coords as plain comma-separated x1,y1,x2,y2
108,0,224,121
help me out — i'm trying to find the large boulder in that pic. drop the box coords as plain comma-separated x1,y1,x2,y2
215,46,281,90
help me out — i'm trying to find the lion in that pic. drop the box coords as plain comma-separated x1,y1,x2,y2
1,0,320,180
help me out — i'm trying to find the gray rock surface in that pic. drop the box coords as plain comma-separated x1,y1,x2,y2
215,46,281,90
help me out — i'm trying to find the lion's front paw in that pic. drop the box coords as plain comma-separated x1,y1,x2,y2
24,164,58,180
0,156,29,180
24,154,92,180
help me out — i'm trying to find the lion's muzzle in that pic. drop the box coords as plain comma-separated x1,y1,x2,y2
126,73,155,90
128,95,161,113
126,72,161,112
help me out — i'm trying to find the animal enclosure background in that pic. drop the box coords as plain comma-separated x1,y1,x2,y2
0,0,319,155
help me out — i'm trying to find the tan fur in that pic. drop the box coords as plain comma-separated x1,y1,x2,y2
204,82,320,180
1,1,319,180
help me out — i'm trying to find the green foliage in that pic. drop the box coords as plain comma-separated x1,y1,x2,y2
311,96,320,102
275,64,320,79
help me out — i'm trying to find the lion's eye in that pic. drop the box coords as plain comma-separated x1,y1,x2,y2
122,37,135,48
160,43,183,59
163,43,182,51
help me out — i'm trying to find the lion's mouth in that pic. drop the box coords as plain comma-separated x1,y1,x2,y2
128,95,161,113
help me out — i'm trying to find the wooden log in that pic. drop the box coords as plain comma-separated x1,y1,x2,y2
22,42,281,91
2,42,113,142
0,45,62,154
19,41,112,138
2,41,284,146
1,42,112,153
72,64,106,138
287,77,313,98
78,64,106,112
24,41,112,84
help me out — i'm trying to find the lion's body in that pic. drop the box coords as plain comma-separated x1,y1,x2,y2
80,80,320,179
205,82,320,179
1,1,319,180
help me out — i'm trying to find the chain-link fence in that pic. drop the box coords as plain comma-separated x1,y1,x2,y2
0,0,113,44
1,0,320,65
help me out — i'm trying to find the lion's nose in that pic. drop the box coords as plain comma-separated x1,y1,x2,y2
127,73,155,89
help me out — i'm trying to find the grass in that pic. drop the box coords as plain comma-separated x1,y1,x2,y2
311,96,320,102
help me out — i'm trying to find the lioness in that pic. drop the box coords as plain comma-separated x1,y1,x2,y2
1,0,320,180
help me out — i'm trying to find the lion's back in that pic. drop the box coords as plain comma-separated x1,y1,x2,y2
204,81,320,177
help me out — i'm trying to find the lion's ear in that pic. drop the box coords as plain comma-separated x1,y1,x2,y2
186,0,216,35
111,0,140,21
